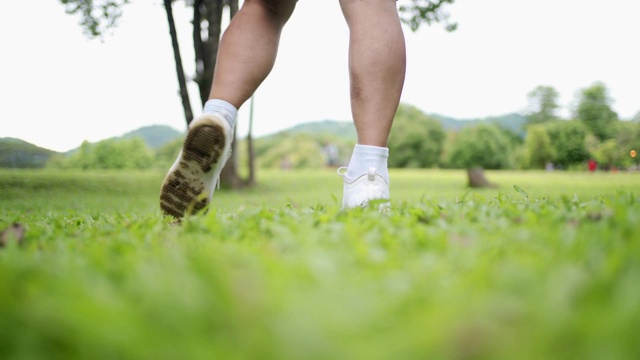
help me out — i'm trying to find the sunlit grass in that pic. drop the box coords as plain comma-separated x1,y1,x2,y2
2,168,638,212
1,169,639,359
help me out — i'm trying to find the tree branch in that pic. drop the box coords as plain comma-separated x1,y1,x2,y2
398,0,457,32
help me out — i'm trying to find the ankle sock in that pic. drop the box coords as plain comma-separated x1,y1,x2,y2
203,99,237,133
345,144,390,183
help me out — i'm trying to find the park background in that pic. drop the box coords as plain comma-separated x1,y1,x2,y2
2,0,639,175
1,0,639,154
1,1,640,359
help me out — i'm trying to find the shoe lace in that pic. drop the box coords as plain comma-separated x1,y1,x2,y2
337,166,348,177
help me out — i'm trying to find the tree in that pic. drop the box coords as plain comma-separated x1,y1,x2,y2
544,121,590,168
524,125,555,169
163,0,193,124
612,120,640,169
255,134,325,169
444,124,512,170
526,85,560,124
574,82,618,141
59,0,130,37
59,138,154,170
72,141,94,169
399,0,457,32
387,104,446,168
615,121,640,152
592,139,630,170
60,0,246,186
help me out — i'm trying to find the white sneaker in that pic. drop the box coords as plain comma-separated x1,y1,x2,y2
338,167,390,210
160,114,233,218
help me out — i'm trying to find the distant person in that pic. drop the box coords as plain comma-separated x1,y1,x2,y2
545,162,554,171
160,0,405,218
322,143,340,167
588,159,597,172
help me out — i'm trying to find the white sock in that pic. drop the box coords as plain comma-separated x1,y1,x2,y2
203,99,237,132
345,144,390,183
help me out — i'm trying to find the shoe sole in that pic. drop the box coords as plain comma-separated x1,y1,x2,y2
160,122,227,219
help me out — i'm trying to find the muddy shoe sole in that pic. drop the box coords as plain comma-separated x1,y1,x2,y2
160,121,227,219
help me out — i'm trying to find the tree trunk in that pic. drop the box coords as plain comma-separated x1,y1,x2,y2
467,167,498,188
246,96,256,186
192,0,207,104
163,0,193,125
226,0,239,17
193,0,222,106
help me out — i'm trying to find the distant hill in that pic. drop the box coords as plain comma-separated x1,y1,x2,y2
0,114,528,169
276,120,357,141
120,125,183,149
429,113,528,134
61,124,184,156
0,138,59,168
268,114,527,141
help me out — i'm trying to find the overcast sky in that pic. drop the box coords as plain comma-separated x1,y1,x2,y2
1,0,639,152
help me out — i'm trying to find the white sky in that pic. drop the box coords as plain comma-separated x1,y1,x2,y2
1,0,639,152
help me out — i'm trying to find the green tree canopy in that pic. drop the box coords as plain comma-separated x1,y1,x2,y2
444,124,512,169
388,104,446,168
398,0,457,32
59,0,129,37
526,85,560,124
544,121,590,168
524,125,555,169
610,120,640,169
575,82,618,141
592,139,630,170
254,134,325,169
614,121,640,154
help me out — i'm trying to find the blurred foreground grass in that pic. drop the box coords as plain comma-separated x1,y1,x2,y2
1,169,639,359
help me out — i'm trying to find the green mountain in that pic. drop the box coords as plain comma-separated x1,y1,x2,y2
0,138,59,168
62,125,184,157
429,113,528,134
276,120,357,141
0,114,527,169
267,114,527,141
120,125,183,149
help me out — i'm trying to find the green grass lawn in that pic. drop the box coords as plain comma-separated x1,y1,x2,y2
1,169,639,359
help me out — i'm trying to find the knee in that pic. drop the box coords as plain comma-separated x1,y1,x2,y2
244,0,297,25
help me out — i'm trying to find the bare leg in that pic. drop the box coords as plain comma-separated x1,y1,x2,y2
209,0,297,109
339,0,406,147
161,0,296,219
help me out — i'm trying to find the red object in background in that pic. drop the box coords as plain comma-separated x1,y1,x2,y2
588,159,597,172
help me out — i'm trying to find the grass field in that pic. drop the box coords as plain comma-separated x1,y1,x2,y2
1,168,639,359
